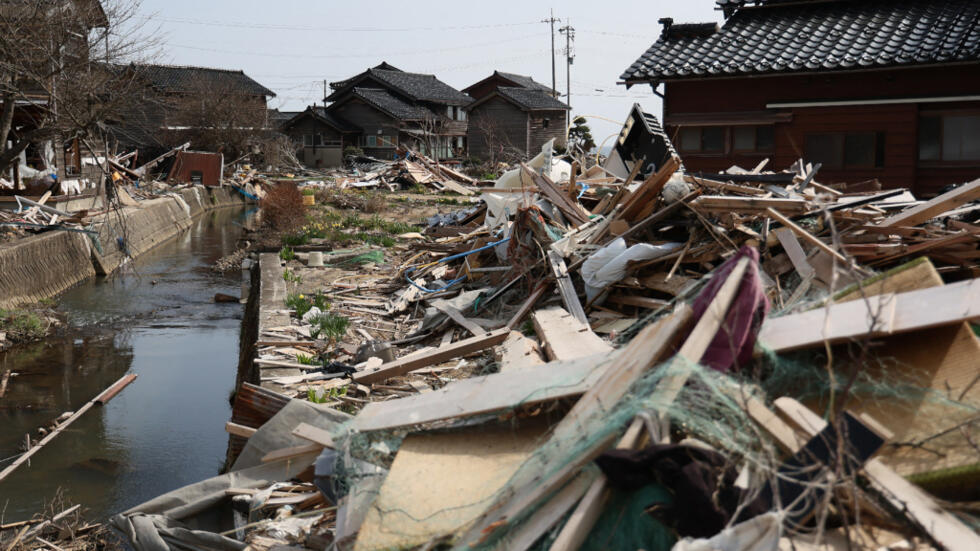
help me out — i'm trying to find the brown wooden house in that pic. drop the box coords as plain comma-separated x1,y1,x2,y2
620,0,980,196
463,72,570,162
313,62,472,164
280,107,360,168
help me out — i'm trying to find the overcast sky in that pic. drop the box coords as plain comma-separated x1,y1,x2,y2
134,0,720,142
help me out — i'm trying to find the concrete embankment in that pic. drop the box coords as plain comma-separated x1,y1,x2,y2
0,186,246,309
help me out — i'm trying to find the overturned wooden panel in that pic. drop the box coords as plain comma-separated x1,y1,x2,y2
532,307,612,362
353,419,550,551
352,353,608,432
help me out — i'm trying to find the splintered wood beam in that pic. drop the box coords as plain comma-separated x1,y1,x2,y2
0,373,138,484
877,178,980,228
353,328,510,384
766,207,849,265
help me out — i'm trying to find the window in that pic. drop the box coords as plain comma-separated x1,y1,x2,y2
303,134,322,147
678,126,725,153
733,126,774,152
362,135,397,148
805,132,885,169
447,105,453,118
543,117,550,129
459,109,466,122
920,114,980,162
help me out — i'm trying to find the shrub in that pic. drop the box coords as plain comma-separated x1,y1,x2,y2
343,145,364,157
260,183,307,231
308,312,349,341
0,309,47,341
301,188,316,196
364,193,387,213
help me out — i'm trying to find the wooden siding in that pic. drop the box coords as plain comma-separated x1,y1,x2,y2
331,98,400,140
281,116,345,168
529,110,567,155
663,65,980,196
467,96,529,160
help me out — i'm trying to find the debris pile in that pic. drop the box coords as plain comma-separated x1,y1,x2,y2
96,134,980,549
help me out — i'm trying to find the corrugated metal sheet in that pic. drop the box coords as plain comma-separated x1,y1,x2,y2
169,151,223,187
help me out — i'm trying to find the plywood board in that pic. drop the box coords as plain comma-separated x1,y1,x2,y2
354,419,550,551
532,307,612,362
352,353,607,432
496,331,545,372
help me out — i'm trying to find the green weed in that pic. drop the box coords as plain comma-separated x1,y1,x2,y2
282,268,302,284
279,246,295,261
308,312,350,341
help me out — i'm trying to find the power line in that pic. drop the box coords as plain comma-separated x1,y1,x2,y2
145,15,541,33
167,32,548,60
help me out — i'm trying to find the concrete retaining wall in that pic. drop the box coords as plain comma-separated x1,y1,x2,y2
0,186,246,308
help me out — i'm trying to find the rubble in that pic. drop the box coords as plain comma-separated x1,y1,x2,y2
93,110,980,551
4,117,979,550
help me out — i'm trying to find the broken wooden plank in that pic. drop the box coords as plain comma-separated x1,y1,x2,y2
693,196,808,214
260,443,324,463
225,422,258,439
291,422,336,448
766,207,849,265
877,178,980,228
759,276,980,352
496,331,545,372
532,307,612,362
353,328,510,384
774,227,816,279
352,353,607,432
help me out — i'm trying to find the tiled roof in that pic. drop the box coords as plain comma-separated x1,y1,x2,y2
495,71,554,92
329,65,472,106
496,87,570,111
309,107,360,132
349,88,431,120
621,0,980,84
132,64,275,97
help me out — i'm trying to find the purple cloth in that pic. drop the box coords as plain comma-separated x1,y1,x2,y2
689,245,769,372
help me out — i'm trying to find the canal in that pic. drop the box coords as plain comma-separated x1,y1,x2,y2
0,206,250,521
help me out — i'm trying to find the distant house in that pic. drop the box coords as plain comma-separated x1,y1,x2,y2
280,107,360,168
111,64,276,159
620,0,980,196
288,62,472,166
463,71,570,161
268,109,301,130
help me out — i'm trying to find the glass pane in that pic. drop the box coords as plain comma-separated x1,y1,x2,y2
733,127,754,150
943,115,980,161
756,126,774,150
805,134,844,169
680,127,700,151
919,116,941,160
844,133,875,167
702,127,724,152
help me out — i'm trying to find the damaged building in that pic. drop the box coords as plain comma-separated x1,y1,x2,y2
620,0,980,196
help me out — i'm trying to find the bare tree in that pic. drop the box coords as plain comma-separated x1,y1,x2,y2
471,113,523,167
0,0,156,178
159,73,269,160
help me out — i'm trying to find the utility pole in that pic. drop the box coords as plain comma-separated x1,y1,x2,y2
541,9,559,97
323,80,327,110
559,19,575,109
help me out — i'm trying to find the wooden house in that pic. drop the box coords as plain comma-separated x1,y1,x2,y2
294,63,472,165
280,107,360,168
463,72,570,161
620,0,980,196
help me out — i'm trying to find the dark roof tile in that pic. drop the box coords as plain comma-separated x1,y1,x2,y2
624,0,980,83
349,87,431,121
494,87,570,111
132,64,275,97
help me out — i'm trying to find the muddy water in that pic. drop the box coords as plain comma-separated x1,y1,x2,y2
0,207,251,522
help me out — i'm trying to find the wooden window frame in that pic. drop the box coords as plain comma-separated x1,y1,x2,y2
732,125,775,154
917,109,980,168
804,131,884,170
676,126,728,157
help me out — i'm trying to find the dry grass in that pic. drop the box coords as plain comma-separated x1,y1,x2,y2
260,183,307,231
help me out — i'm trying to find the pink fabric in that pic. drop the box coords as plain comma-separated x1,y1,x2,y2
689,246,769,372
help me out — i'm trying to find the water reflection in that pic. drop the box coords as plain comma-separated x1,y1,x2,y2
0,207,249,521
